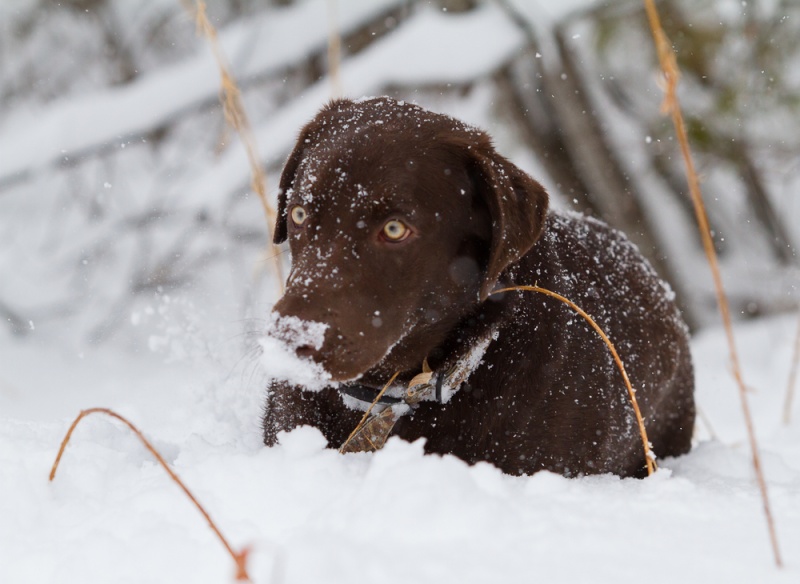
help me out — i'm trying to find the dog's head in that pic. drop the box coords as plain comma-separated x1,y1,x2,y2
270,97,548,382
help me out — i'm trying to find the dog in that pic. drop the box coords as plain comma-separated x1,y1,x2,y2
261,97,695,478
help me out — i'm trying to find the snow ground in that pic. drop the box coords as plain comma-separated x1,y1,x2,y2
1,312,798,584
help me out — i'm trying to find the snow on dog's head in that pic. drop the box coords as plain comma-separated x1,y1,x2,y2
259,314,332,391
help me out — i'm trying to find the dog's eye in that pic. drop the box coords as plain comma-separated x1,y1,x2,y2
382,219,410,242
290,205,308,226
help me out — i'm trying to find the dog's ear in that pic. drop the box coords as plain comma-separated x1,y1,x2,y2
274,99,355,244
274,123,314,244
466,137,549,299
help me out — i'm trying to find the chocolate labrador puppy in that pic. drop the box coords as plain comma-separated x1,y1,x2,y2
262,97,694,478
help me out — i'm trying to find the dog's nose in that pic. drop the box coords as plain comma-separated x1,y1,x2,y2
295,344,316,359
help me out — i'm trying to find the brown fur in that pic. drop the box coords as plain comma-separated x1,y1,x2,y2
262,97,695,478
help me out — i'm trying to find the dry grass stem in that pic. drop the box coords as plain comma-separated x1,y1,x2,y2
49,407,252,582
784,311,800,425
492,285,656,476
339,371,400,453
695,405,719,441
180,0,284,294
643,0,782,566
327,0,343,98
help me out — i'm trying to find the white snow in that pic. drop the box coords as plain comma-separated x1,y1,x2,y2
1,314,799,583
259,313,332,391
0,0,406,185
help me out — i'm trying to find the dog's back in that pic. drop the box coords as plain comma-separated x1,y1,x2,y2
393,210,695,478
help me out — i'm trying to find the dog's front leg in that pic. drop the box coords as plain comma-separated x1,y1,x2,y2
262,382,361,448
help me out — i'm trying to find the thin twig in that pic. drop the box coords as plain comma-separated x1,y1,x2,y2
180,0,284,295
49,408,251,582
695,405,719,441
492,285,656,476
339,371,400,453
643,0,782,567
784,311,800,425
327,0,343,98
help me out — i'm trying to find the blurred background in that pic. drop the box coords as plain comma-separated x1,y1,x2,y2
0,0,798,359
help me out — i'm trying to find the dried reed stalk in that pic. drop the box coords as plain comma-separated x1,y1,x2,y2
643,0,782,566
49,408,251,582
180,0,284,294
327,0,343,98
695,405,719,441
784,311,800,425
493,285,656,476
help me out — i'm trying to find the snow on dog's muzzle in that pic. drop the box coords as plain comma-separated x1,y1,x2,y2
259,313,333,391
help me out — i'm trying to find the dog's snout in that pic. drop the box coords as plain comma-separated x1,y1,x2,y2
266,312,329,358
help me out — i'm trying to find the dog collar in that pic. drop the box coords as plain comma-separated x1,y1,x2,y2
336,332,494,413
337,373,446,409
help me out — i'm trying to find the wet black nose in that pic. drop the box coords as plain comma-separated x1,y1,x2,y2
295,344,316,359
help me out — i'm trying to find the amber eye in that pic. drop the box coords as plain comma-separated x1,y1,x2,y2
290,205,308,226
382,219,410,241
